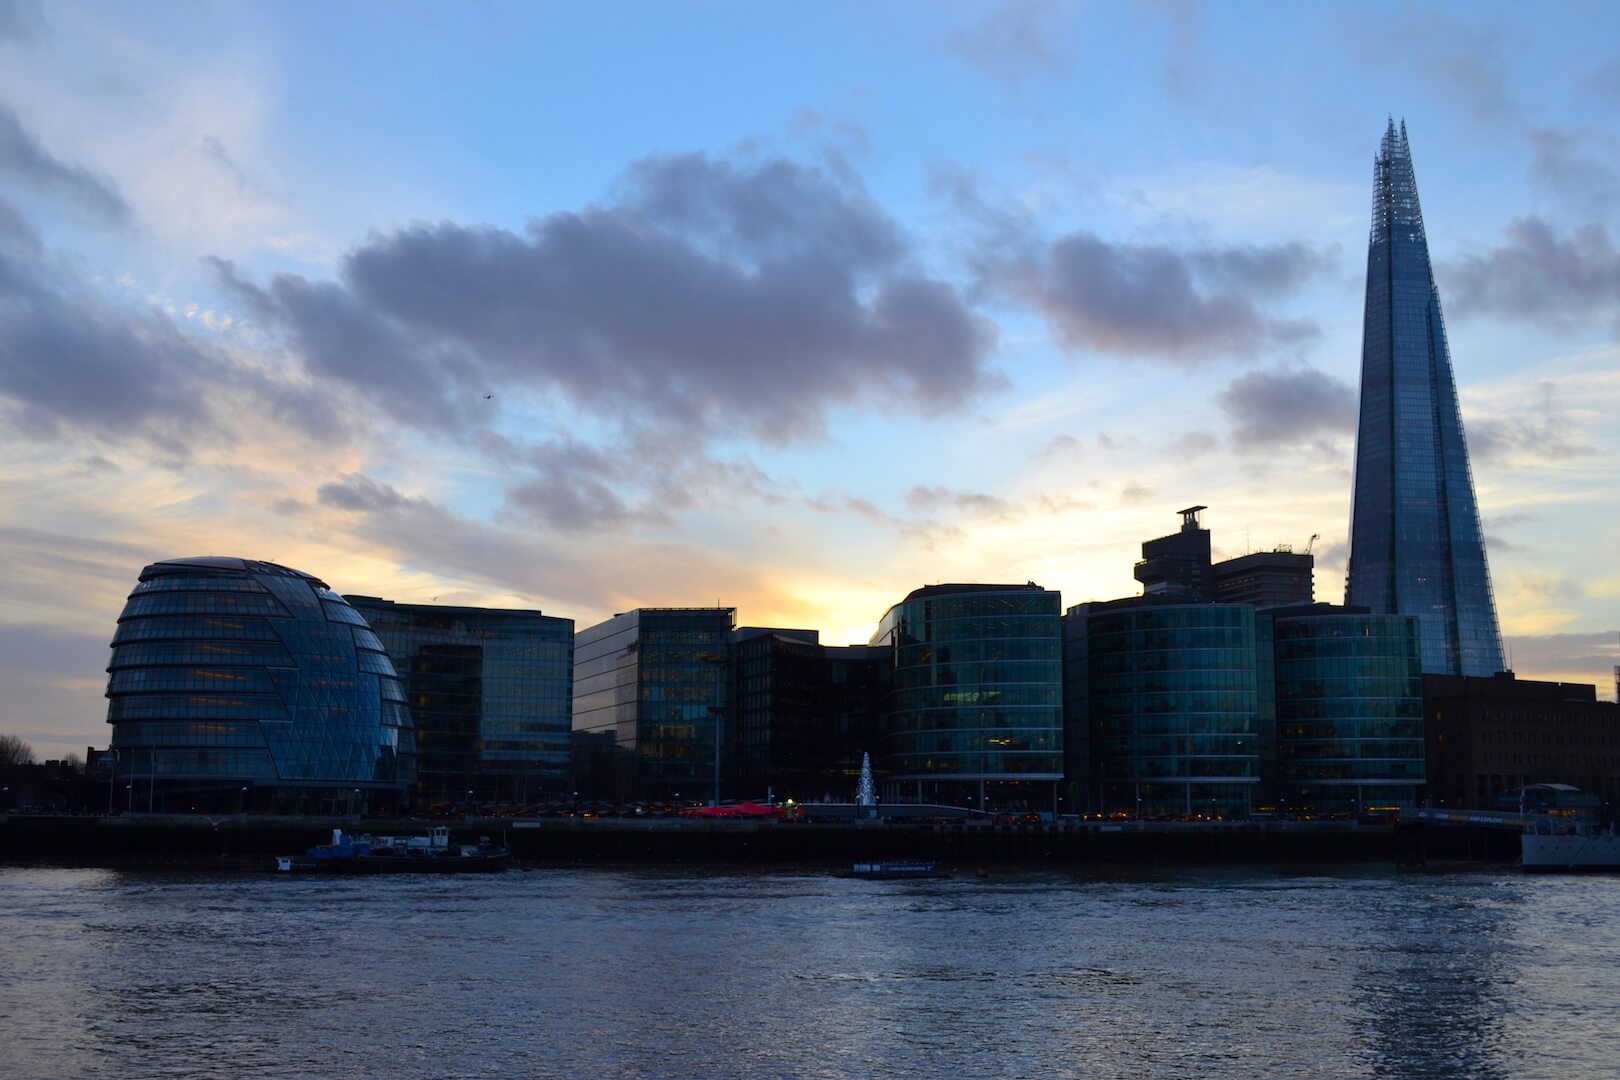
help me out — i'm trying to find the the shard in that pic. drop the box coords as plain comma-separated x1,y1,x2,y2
1346,120,1504,677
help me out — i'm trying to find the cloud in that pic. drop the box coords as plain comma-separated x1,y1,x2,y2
0,206,341,452
1467,382,1597,464
1354,11,1517,127
221,151,998,446
318,474,413,514
0,0,46,45
1218,366,1356,448
1500,630,1620,697
1120,481,1155,505
1526,127,1619,217
952,168,1329,359
905,485,1013,519
946,0,1073,87
0,102,129,225
1142,0,1204,100
1168,431,1219,457
1441,216,1620,332
1032,433,1085,461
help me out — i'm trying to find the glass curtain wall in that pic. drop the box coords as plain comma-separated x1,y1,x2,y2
572,608,735,805
106,557,413,814
1086,602,1260,817
346,598,573,809
1271,612,1424,812
872,584,1062,813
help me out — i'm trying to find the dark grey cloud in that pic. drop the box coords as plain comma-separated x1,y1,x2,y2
946,0,1073,87
1187,242,1338,297
1218,366,1356,448
0,103,129,225
0,215,342,452
988,231,1323,361
0,0,46,45
1527,127,1619,217
318,474,412,514
221,151,996,447
1441,217,1620,331
940,168,1328,360
1467,382,1596,464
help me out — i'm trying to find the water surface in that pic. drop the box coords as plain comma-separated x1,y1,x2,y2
1,863,1615,1078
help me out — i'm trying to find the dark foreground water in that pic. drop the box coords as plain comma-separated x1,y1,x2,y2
1,863,1617,1079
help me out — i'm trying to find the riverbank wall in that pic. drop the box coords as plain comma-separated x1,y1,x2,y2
0,813,1519,867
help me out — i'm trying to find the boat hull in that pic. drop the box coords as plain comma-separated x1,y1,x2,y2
1521,832,1620,872
278,852,512,874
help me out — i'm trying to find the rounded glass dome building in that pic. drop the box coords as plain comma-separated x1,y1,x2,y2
106,557,414,814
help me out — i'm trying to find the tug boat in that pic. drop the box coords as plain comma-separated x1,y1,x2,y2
276,826,510,874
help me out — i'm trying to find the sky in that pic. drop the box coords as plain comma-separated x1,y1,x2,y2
2,0,1617,759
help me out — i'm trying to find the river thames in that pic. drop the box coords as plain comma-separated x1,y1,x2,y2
1,863,1616,1078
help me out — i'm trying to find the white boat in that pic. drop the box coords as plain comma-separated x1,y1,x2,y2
1522,827,1620,871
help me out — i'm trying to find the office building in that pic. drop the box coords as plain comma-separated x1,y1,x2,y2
345,597,574,806
1134,506,1215,602
1076,598,1262,817
1425,673,1620,809
105,557,413,814
870,583,1063,812
572,607,735,804
1213,549,1314,608
1267,605,1424,812
1345,120,1504,676
732,630,889,803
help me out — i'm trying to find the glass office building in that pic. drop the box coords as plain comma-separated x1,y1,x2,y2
572,608,734,805
1082,599,1261,817
870,584,1062,812
345,597,573,806
106,557,413,814
1269,609,1424,812
1346,120,1504,677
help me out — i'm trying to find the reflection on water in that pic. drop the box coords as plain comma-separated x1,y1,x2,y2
1,864,1618,1078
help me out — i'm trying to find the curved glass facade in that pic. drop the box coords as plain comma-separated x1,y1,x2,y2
106,557,414,814
871,584,1061,811
1087,602,1260,816
1271,612,1423,811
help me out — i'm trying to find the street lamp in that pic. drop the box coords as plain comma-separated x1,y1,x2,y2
125,783,133,813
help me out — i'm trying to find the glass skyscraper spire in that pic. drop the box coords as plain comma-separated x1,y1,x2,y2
1346,120,1504,677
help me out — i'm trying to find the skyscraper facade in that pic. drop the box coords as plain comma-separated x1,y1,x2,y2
1346,120,1504,677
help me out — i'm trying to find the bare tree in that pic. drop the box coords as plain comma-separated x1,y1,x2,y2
60,751,85,774
0,733,36,767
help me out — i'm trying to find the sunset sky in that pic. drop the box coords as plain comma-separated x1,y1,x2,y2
2,0,1617,759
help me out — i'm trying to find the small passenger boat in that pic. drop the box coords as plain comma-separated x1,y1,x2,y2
276,826,510,874
844,861,949,879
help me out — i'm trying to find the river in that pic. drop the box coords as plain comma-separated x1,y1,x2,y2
1,863,1616,1078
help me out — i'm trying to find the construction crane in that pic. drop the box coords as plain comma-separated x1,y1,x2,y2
1304,533,1319,555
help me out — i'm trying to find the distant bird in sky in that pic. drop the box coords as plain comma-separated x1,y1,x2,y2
483,393,492,399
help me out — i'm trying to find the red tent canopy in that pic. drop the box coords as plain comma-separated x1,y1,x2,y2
681,801,779,817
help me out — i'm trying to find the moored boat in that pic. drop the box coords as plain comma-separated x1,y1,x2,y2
844,861,949,879
1522,826,1620,872
276,826,511,874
